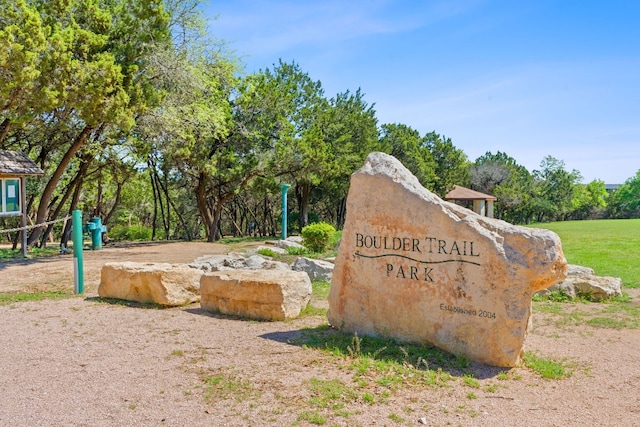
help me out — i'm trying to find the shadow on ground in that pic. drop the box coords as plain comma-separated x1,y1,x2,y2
259,324,508,380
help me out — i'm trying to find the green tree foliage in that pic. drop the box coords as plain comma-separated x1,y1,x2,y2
0,0,48,139
422,132,469,197
533,156,582,222
608,171,640,218
136,40,239,241
0,0,172,246
470,151,536,223
316,89,380,228
379,123,435,188
3,1,617,245
255,60,328,229
569,179,608,220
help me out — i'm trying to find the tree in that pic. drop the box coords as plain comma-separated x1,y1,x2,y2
532,156,582,222
422,132,469,197
256,60,328,229
0,0,49,141
607,171,640,218
569,179,608,220
315,89,380,229
470,151,536,223
469,151,517,195
136,41,238,241
6,0,173,247
379,123,435,188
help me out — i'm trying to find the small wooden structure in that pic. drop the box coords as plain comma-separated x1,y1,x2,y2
0,150,44,256
445,185,497,218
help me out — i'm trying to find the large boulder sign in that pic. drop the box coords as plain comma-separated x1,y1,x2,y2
328,153,567,367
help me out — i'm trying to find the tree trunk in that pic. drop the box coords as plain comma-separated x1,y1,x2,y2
336,197,347,230
196,171,260,242
152,172,168,239
27,125,94,247
102,181,123,227
295,182,311,229
154,169,192,241
149,165,160,241
43,155,93,247
195,173,214,240
0,118,11,144
59,167,87,249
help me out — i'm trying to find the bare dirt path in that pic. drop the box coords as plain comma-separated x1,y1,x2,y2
1,242,639,426
0,241,231,294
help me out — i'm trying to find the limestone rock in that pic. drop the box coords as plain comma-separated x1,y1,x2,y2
274,239,305,250
328,152,567,367
255,245,288,255
292,257,334,281
539,264,622,300
201,270,312,321
245,255,290,271
189,253,246,272
575,276,622,300
99,262,203,306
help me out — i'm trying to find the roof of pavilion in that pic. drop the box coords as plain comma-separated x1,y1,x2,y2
445,185,496,201
0,150,44,176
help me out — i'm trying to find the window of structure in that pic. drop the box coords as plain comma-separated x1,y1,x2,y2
0,178,20,215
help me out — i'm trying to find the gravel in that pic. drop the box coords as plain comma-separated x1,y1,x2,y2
0,242,639,426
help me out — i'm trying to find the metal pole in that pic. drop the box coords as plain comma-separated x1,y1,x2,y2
20,177,27,258
279,184,291,240
72,209,84,294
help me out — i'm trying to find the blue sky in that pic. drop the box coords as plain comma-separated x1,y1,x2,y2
202,0,640,184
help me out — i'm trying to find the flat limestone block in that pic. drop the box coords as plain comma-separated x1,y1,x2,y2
99,262,203,306
200,270,312,321
328,152,567,367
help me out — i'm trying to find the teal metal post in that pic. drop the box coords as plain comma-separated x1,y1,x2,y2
72,210,84,294
90,217,103,250
279,184,291,240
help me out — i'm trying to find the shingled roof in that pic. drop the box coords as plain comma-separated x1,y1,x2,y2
445,185,496,201
0,150,44,176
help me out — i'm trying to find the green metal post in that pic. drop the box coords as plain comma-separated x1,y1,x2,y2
279,184,291,240
72,210,84,294
91,217,103,250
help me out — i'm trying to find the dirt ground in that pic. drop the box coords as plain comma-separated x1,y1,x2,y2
0,241,639,426
0,241,231,294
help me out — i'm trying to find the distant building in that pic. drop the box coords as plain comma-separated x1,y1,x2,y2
605,184,620,193
445,185,496,218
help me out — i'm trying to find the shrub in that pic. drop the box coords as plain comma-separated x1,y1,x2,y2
108,225,153,241
286,246,309,256
301,222,336,253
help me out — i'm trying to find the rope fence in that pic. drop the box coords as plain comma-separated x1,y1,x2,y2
0,215,71,235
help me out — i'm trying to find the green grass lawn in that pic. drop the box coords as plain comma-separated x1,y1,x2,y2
531,219,640,289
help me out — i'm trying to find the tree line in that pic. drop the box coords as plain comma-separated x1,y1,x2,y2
1,0,639,248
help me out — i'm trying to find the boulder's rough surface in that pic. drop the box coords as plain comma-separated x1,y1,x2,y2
200,270,312,320
244,255,291,271
99,262,203,306
190,254,289,272
328,152,567,367
292,257,334,281
189,253,246,272
539,264,622,300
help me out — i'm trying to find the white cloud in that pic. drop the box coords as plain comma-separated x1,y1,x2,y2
209,0,485,57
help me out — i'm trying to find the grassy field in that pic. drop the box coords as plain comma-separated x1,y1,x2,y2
531,218,640,289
